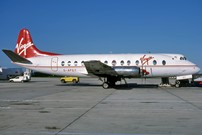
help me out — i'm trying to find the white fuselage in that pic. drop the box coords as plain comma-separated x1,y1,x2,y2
15,53,200,78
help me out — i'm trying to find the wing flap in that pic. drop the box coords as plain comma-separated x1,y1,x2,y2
84,60,117,76
2,49,32,64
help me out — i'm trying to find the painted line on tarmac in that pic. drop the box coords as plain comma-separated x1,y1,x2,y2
0,131,175,135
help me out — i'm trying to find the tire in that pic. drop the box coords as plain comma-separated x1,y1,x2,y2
175,80,180,88
72,79,76,84
102,82,109,89
61,79,66,83
176,80,180,84
175,83,180,88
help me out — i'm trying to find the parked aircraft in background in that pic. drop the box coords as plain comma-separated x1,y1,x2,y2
2,29,200,88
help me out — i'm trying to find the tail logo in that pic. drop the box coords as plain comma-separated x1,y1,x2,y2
15,37,34,57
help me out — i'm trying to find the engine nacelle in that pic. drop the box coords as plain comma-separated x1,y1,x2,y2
113,66,140,77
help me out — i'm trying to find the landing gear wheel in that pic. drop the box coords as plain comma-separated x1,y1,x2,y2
102,82,109,89
175,80,180,88
175,83,180,88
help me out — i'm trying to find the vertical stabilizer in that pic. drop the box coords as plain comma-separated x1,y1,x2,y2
14,29,59,58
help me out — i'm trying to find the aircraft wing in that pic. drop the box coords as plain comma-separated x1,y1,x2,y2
2,49,32,64
84,60,118,77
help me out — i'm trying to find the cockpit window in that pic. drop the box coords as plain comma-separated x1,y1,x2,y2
180,57,187,60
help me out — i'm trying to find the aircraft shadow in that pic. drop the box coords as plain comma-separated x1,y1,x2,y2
56,83,159,90
112,83,159,90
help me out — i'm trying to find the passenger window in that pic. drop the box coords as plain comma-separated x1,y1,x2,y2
120,60,124,66
112,60,116,66
127,60,131,66
74,61,78,66
135,60,139,65
61,61,65,66
153,60,157,65
68,61,71,66
162,60,166,65
81,61,84,66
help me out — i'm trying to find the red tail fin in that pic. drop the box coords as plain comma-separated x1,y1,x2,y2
15,29,59,58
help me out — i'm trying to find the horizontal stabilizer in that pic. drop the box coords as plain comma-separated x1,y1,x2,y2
2,49,32,64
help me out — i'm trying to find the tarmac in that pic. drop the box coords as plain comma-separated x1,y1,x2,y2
0,77,202,135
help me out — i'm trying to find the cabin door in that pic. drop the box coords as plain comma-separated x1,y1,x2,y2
51,57,58,71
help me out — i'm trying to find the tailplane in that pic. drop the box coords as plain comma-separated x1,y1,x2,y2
15,29,59,58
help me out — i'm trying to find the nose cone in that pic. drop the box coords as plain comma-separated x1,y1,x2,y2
195,66,200,74
187,60,200,74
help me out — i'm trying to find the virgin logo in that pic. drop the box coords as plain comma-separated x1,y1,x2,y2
15,38,33,56
140,55,153,65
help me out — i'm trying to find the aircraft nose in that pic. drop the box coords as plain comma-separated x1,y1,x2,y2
195,66,200,74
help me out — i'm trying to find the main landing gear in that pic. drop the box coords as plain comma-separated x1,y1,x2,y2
102,82,110,89
101,76,123,89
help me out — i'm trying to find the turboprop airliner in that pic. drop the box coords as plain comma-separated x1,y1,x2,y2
2,29,200,88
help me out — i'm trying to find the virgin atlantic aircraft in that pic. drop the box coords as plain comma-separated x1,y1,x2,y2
3,29,200,88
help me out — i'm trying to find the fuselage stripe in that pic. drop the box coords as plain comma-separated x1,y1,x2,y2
16,64,197,69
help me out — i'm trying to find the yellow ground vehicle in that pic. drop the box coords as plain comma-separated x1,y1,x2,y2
60,76,79,83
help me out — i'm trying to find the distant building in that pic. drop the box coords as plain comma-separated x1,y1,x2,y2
0,67,24,80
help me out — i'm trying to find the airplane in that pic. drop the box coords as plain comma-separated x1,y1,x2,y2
2,29,200,88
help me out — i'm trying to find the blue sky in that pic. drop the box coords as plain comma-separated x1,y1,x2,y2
0,0,202,69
